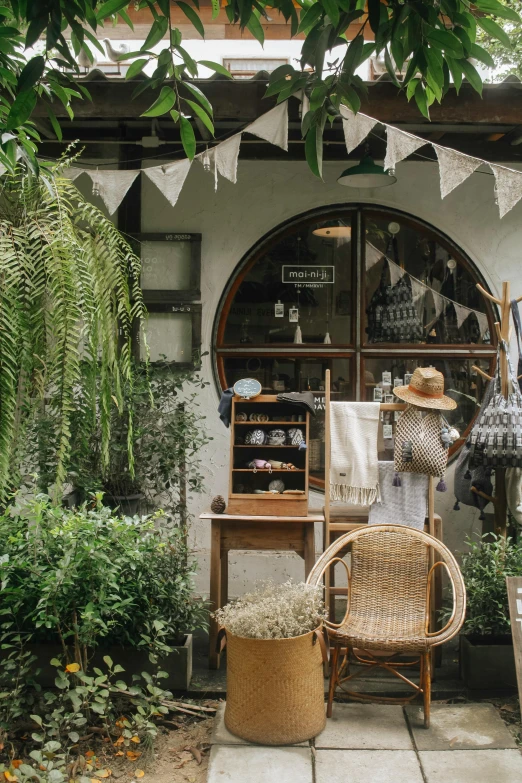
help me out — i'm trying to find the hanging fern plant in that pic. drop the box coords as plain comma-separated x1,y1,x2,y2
0,162,146,503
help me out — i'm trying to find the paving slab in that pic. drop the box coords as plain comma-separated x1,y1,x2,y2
406,703,518,750
315,704,413,749
210,703,310,746
316,749,424,783
207,745,313,783
419,749,522,783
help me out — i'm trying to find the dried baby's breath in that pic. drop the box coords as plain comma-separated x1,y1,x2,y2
214,580,325,639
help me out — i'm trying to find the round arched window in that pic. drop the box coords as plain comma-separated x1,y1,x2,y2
214,205,496,489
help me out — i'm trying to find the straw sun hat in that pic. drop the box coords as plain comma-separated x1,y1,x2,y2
393,367,457,411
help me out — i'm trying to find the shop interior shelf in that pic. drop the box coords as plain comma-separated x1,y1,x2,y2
232,468,305,472
234,421,307,425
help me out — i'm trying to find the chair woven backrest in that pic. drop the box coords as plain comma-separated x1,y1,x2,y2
349,529,429,635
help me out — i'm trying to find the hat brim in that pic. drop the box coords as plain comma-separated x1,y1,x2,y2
393,385,457,411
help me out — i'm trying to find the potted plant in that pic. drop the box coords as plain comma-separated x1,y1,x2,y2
214,581,327,745
459,533,522,696
0,493,207,690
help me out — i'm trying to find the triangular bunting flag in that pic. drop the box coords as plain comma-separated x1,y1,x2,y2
387,258,405,287
411,278,426,303
144,158,192,208
476,311,489,338
300,90,310,120
384,126,426,172
454,302,472,329
434,145,482,199
207,133,242,191
339,106,378,154
245,102,288,151
365,242,384,270
87,169,140,215
62,167,84,181
490,163,522,218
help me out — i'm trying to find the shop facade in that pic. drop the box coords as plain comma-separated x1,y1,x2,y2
42,75,522,596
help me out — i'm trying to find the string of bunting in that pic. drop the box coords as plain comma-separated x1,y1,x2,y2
43,98,522,219
365,240,490,337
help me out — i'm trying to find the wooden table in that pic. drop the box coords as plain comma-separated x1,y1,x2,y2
200,511,323,669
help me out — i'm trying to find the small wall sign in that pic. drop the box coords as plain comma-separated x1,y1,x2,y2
275,301,284,317
289,307,299,323
282,265,335,286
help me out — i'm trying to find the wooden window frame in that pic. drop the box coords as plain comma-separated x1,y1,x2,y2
130,232,202,303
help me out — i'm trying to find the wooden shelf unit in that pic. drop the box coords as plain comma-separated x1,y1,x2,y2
228,395,309,516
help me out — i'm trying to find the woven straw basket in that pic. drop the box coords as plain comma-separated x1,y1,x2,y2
224,626,327,745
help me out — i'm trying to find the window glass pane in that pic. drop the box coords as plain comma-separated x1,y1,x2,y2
363,357,492,459
142,313,192,363
140,240,192,291
222,356,353,482
223,216,353,345
364,215,491,345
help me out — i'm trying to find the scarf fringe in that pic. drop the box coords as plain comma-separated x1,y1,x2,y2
330,484,381,506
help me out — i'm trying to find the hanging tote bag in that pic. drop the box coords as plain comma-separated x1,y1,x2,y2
468,343,522,469
394,406,449,490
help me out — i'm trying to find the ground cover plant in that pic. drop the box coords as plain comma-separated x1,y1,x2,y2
0,495,210,782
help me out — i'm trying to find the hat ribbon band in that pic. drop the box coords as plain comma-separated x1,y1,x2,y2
408,384,444,399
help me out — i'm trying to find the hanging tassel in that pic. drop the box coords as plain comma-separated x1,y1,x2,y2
464,469,472,480
294,325,302,344
392,472,402,487
453,501,460,510
436,477,447,492
323,331,332,344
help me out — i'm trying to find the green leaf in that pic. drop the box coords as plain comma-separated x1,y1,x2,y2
473,0,520,22
18,55,45,92
445,56,462,93
297,3,323,35
469,43,495,70
5,89,36,130
47,104,62,141
198,59,233,78
414,81,430,119
31,713,43,726
125,58,148,79
102,655,113,668
170,108,180,122
117,7,134,30
142,16,168,51
141,86,176,117
343,34,364,76
247,13,264,45
211,0,220,19
321,0,339,27
183,82,212,116
427,29,464,58
305,125,322,178
176,2,205,38
83,29,107,56
185,98,214,135
180,115,196,159
406,76,420,101
460,59,482,96
476,17,511,50
176,44,198,76
96,0,131,21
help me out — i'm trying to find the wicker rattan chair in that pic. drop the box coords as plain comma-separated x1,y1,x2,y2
306,525,466,728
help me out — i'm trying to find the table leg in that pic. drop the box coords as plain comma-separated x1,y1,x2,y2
221,550,229,607
209,519,222,670
304,522,315,579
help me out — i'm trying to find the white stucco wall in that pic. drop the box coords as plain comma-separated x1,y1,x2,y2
140,157,522,597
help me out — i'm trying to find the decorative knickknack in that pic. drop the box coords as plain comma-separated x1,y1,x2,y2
211,495,227,514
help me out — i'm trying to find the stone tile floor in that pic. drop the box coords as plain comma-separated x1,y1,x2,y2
208,702,522,783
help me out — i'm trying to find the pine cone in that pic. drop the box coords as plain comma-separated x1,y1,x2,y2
211,495,226,514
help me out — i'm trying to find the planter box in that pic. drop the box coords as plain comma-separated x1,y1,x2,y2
460,634,517,696
19,635,193,691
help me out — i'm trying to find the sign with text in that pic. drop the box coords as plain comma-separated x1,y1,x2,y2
282,265,335,287
506,576,522,708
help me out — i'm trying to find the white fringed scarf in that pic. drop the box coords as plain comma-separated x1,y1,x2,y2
330,402,381,505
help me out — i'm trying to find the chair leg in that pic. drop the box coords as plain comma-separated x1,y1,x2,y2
327,644,339,718
422,650,431,729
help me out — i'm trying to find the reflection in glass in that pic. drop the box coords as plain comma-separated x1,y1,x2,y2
223,218,353,345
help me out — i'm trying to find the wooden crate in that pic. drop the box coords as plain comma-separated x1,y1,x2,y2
228,395,309,517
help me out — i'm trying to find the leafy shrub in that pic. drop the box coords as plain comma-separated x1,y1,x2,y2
214,581,325,639
0,494,206,660
461,534,522,637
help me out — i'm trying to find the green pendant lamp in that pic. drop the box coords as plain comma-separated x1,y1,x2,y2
337,154,397,188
